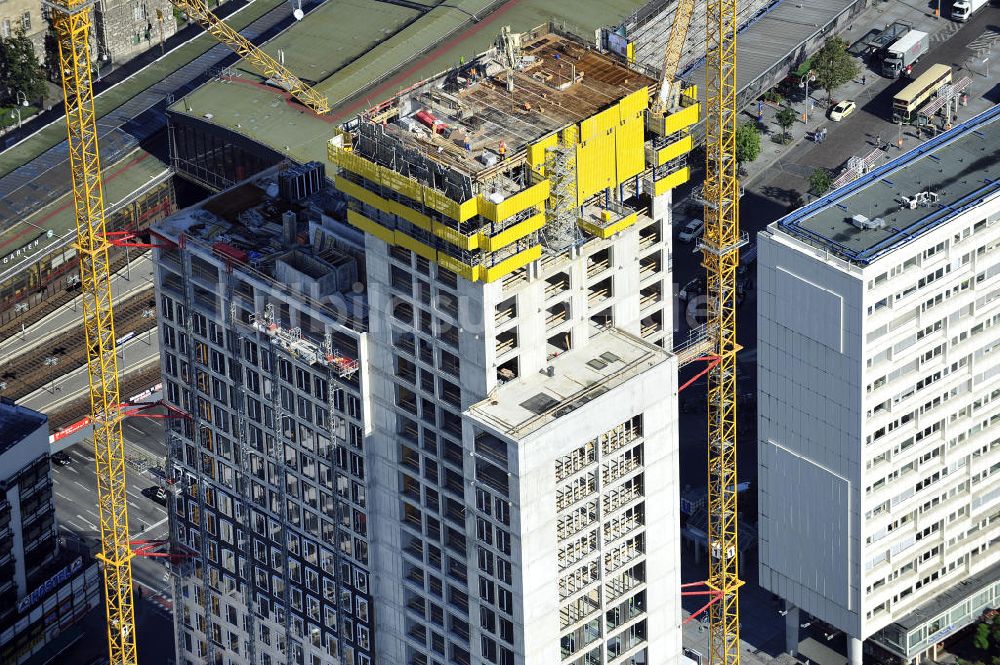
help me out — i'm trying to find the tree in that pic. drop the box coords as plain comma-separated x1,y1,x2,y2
0,29,46,107
809,168,832,195
812,36,858,105
975,622,991,651
775,106,797,143
735,122,761,170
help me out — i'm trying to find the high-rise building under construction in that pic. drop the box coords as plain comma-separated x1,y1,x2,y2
155,24,699,665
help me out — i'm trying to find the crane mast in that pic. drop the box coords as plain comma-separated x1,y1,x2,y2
49,2,138,664
702,1,744,665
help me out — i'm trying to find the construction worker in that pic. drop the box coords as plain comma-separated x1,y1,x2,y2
498,140,507,160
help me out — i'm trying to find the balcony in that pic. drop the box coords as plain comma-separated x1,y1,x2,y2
556,473,597,512
556,443,597,482
586,247,611,279
639,253,661,280
639,284,662,310
546,301,570,328
495,296,517,326
578,203,638,240
496,329,518,357
545,271,570,299
588,277,613,306
639,223,660,250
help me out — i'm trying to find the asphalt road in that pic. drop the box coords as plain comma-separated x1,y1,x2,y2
51,418,174,664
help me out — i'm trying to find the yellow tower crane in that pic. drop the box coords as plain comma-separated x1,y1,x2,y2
653,1,742,659
702,1,745,665
46,0,329,662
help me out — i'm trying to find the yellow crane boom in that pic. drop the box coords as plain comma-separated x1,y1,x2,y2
703,0,744,664
654,0,696,112
49,2,138,664
172,0,331,114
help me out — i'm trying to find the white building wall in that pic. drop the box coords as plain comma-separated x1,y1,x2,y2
473,353,680,665
758,196,1000,644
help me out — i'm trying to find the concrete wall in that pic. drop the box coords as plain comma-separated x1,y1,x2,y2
505,354,681,664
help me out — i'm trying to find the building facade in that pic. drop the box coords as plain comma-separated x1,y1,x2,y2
0,399,102,664
154,164,375,665
94,0,177,65
757,106,1000,665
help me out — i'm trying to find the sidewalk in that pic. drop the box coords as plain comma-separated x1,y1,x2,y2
737,0,983,191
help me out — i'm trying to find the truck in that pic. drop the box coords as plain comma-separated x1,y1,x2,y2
881,30,929,78
952,0,988,21
865,21,911,62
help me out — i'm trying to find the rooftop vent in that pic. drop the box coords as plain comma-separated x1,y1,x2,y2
897,191,940,209
850,214,885,230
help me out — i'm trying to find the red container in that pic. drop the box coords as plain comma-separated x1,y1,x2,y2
213,242,248,263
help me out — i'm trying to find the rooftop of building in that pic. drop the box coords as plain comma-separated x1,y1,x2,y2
0,399,47,457
346,26,655,181
165,0,646,165
152,163,369,331
891,558,1000,631
775,104,1000,266
467,328,669,439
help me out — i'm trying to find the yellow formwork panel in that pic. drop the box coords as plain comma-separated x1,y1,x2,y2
337,178,433,231
481,180,550,222
626,41,635,64
347,209,395,244
482,245,542,283
664,103,700,135
619,87,649,119
437,254,481,282
481,212,545,252
577,129,616,203
656,135,694,166
528,134,559,173
578,211,637,239
653,166,690,196
580,105,618,141
433,221,480,251
422,188,460,220
615,112,645,183
394,231,437,261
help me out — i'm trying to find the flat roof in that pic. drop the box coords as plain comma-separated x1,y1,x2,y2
893,559,1000,631
775,104,1000,266
0,399,46,457
166,0,648,160
350,29,654,178
467,328,668,439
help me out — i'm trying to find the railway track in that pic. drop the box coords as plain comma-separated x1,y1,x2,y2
0,291,157,401
0,248,147,339
48,365,162,432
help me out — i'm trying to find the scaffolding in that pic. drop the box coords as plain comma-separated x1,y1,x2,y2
541,125,582,253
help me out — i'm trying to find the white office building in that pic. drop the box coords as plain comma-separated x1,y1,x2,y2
757,105,1000,665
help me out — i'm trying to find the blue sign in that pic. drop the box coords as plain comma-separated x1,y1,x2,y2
17,557,83,614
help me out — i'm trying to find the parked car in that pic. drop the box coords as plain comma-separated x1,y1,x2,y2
829,100,857,121
51,452,72,466
678,218,704,243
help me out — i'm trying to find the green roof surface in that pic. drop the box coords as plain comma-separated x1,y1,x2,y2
168,0,648,162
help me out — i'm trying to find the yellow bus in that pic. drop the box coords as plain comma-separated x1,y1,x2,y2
892,64,952,123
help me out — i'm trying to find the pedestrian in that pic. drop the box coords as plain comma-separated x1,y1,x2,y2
862,74,866,86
